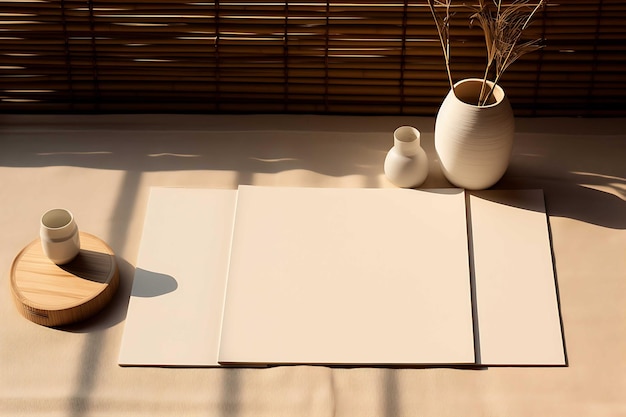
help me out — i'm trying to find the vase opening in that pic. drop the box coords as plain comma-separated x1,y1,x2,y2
453,79,505,107
394,126,419,143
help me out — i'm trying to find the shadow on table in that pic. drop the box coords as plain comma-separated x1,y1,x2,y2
60,257,136,333
1,119,624,229
496,129,626,229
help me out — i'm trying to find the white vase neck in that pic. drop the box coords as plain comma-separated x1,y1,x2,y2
393,126,421,156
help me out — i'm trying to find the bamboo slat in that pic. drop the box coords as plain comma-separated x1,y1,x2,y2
0,1,624,116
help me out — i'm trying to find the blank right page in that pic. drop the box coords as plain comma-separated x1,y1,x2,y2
469,189,566,366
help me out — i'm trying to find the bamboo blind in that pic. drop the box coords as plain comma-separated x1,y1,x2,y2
0,0,624,116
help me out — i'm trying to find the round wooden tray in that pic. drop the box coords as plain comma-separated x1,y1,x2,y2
10,232,119,327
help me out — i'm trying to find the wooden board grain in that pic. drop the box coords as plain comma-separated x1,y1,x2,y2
10,232,119,327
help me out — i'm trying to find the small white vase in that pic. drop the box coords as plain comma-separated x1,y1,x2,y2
434,78,515,190
40,208,81,265
384,126,428,188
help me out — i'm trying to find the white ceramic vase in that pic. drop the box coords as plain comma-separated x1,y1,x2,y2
40,208,81,265
384,125,428,188
434,78,515,190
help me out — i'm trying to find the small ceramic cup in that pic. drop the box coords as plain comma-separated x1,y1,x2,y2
40,208,81,265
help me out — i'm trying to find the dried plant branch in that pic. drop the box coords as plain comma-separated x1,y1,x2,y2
427,0,455,92
428,0,547,106
478,0,548,105
469,0,499,104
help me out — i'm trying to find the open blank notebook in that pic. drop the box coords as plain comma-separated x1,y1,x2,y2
118,186,565,367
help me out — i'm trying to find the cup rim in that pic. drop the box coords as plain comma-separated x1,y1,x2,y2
41,208,74,230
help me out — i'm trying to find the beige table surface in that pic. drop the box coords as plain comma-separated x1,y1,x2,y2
1,114,625,416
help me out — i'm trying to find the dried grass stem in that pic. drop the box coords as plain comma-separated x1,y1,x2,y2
428,0,547,106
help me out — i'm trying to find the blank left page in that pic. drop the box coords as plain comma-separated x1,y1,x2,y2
118,187,237,366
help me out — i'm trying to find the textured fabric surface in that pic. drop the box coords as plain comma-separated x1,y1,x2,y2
1,114,625,416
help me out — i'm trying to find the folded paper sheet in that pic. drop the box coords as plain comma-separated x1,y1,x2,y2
118,186,565,367
469,190,565,365
118,188,237,367
219,186,475,365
